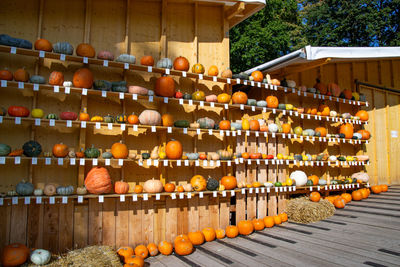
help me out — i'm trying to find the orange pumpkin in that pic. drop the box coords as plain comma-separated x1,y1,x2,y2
306,107,317,115
308,175,319,186
266,95,279,108
192,63,205,74
1,243,30,267
215,228,225,239
352,190,363,201
371,185,382,194
202,227,216,242
241,152,250,159
14,68,29,82
310,192,321,202
273,215,282,225
232,91,248,104
380,184,388,192
339,123,354,139
225,225,239,238
73,68,94,89
115,181,129,194
158,241,173,255
221,69,232,78
117,246,134,260
249,120,260,131
147,243,158,257
271,79,280,86
188,231,205,245
140,55,154,66
134,244,148,258
341,193,352,203
315,127,327,137
357,130,370,140
164,183,175,192
173,56,190,71
155,76,175,97
217,93,231,103
314,79,327,94
76,43,96,58
328,83,341,97
318,104,330,116
220,176,237,190
280,213,288,222
260,125,268,132
355,110,369,121
125,255,144,267
238,220,254,235
250,153,262,159
334,197,346,208
177,185,184,192
85,167,113,194
134,185,143,194
208,65,219,76
161,114,174,127
252,218,265,231
52,143,69,158
79,108,90,121
9,149,24,156
251,71,263,82
127,113,139,125
282,123,291,134
166,140,183,159
174,237,193,256
219,120,231,130
48,71,64,85
343,89,353,100
0,69,13,81
111,141,128,159
263,216,275,228
34,38,52,52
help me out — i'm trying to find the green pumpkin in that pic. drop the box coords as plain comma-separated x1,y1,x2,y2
247,99,257,106
16,180,34,196
183,93,192,100
23,140,42,157
53,42,74,55
197,117,215,129
142,153,150,159
103,115,115,123
274,182,282,187
102,152,113,159
278,104,286,110
93,80,112,91
330,180,338,185
206,178,219,191
46,113,59,120
111,81,127,93
232,72,249,80
306,180,313,186
174,120,190,128
0,143,11,156
57,185,74,195
115,115,127,123
84,145,100,158
337,156,346,161
316,154,324,161
294,155,303,161
30,75,46,84
0,34,32,49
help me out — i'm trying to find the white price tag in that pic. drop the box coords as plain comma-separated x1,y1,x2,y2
124,63,129,69
222,191,226,197
81,121,86,128
57,158,63,165
143,194,149,201
132,194,138,201
183,128,187,134
24,197,30,205
81,88,87,95
240,104,244,110
95,122,101,129
227,161,231,166
103,60,108,67
31,157,37,165
198,74,203,80
77,195,83,203
132,94,138,100
133,125,139,132
66,120,72,127
98,196,104,203
163,160,168,166
146,159,151,166
119,92,124,99
49,119,55,127
176,160,181,166
165,68,170,75
195,160,199,167
151,126,156,132
2,80,8,87
49,197,55,204
60,54,66,61
15,117,21,125
179,193,184,199
203,160,207,167
39,51,45,58
69,158,75,165
101,90,107,98
107,123,112,130
118,159,123,166
182,71,186,77
80,158,85,166
15,156,21,164
18,82,24,89
167,127,172,133
92,158,98,166
148,95,153,102
62,196,68,204
12,197,18,205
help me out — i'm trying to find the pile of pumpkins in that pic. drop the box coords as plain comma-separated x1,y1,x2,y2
1,243,51,266
116,213,288,266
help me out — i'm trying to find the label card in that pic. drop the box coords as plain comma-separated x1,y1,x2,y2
103,60,108,67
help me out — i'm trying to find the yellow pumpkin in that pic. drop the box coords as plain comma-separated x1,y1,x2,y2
192,63,205,74
217,93,231,103
190,175,207,191
242,119,250,130
31,108,44,118
90,116,104,122
192,90,205,101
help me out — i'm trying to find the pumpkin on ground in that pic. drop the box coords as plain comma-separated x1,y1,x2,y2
334,197,346,208
117,247,134,261
190,175,207,191
111,141,128,159
371,185,382,194
273,215,282,225
310,192,321,202
30,249,51,265
263,216,275,228
216,228,225,239
381,184,388,192
158,241,173,255
188,231,205,245
84,167,113,194
1,243,30,267
280,213,288,222
252,219,265,231
339,123,354,139
174,236,193,255
115,181,129,194
352,190,363,201
73,68,94,89
34,38,52,52
134,245,148,259
143,178,163,193
238,220,254,235
341,193,352,203
225,225,239,238
220,175,237,190
76,43,96,58
147,243,158,256
232,91,248,104
166,140,183,159
125,256,144,267
202,227,216,242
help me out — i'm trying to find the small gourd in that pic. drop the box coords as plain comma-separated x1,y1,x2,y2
30,249,51,265
197,117,215,129
56,185,74,195
150,146,159,159
256,100,267,107
268,123,279,133
53,42,74,55
142,153,150,160
186,153,199,160
329,155,337,161
103,114,115,123
93,80,112,91
16,180,34,196
0,144,11,156
247,99,257,106
76,186,87,195
84,145,100,158
116,54,136,64
44,184,57,196
156,58,173,69
29,75,46,84
102,152,113,159
34,188,43,196
206,178,219,191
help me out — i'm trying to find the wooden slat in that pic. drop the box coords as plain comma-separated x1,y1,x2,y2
235,135,246,222
277,137,287,213
165,198,177,243
209,195,220,229
58,202,74,253
27,203,44,249
142,197,154,244
267,137,277,216
257,136,268,218
102,198,116,247
128,199,142,247
88,198,102,245
43,203,59,251
188,196,199,232
9,202,28,244
0,205,12,254
246,135,257,220
198,196,209,230
219,195,230,229
73,203,88,249
115,200,129,248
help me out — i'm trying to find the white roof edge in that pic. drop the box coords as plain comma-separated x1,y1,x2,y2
196,0,266,5
245,46,400,73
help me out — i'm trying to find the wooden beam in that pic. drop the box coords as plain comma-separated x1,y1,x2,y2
225,2,245,20
269,58,331,78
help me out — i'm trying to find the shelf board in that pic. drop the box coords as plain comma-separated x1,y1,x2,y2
0,44,369,107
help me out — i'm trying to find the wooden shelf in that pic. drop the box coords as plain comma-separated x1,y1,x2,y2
1,81,369,126
0,45,369,107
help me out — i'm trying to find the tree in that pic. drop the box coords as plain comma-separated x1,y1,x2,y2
299,0,400,46
229,0,306,73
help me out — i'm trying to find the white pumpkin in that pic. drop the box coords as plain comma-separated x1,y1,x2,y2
289,170,307,186
63,81,72,87
328,155,337,161
116,54,136,64
330,110,337,117
183,184,193,192
287,80,296,88
351,172,369,182
34,188,43,196
264,182,273,188
268,123,279,133
143,178,163,193
30,249,51,265
128,86,148,95
138,110,162,126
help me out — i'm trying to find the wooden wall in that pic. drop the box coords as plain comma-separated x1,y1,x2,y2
285,59,400,185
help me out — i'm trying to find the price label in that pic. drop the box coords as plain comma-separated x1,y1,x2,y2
70,158,75,165
227,78,231,84
199,74,203,80
133,195,138,201
58,158,63,165
119,92,124,99
203,160,207,167
36,197,42,204
124,63,129,69
103,60,108,67
92,158,98,166
60,54,66,61
62,196,68,204
227,161,231,166
165,68,170,75
183,128,187,134
147,66,152,73
2,80,8,87
120,195,126,202
179,193,184,199
81,121,86,128
195,160,199,166
24,197,30,205
95,122,101,129
118,159,123,166
82,88,88,95
240,104,244,110
66,120,72,128
39,51,45,58
182,71,187,77
78,196,83,203
149,95,153,102
210,102,215,108
31,157,37,165
15,117,21,125
15,156,21,164
18,82,24,89
167,127,172,133
104,159,110,166
50,197,55,204
99,196,104,203
12,197,18,205
80,158,85,166
143,194,149,201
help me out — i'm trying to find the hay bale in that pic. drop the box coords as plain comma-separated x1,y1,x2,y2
24,246,122,267
287,196,335,223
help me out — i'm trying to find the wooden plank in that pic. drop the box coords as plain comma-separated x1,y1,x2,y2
27,203,44,249
165,198,177,243
9,202,28,244
88,198,102,245
267,137,277,216
246,135,257,220
0,204,12,254
209,195,220,229
115,200,129,248
58,202,74,252
277,137,286,213
198,196,209,230
73,203,88,249
153,200,166,245
235,135,246,223
128,198,142,247
257,136,267,218
188,196,199,232
219,195,230,230
142,197,154,244
102,198,116,247
43,203,59,251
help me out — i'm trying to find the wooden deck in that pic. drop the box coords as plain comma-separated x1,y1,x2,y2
146,185,400,267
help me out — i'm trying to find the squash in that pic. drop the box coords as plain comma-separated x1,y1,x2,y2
318,104,330,116
85,167,113,194
289,170,307,186
115,181,129,194
116,54,136,64
52,143,69,158
43,184,57,196
249,120,260,131
155,76,175,97
8,106,29,117
232,91,248,104
0,144,11,156
232,72,249,80
219,120,230,130
339,123,354,139
220,176,237,190
221,68,232,78
103,114,115,123
73,68,94,89
34,38,52,52
60,111,78,120
156,58,173,69
102,152,112,159
23,140,42,157
30,249,51,266
186,153,199,160
115,114,127,123
49,71,64,86
174,120,190,128
206,178,219,191
217,149,233,160
251,71,263,82
353,133,362,139
57,185,74,195
192,90,206,101
16,180,34,196
53,42,74,54
142,153,150,160
14,68,29,82
29,75,45,84
266,95,279,108
166,140,183,159
79,108,90,121
192,63,205,74
34,188,43,196
128,113,139,125
112,81,127,93
355,110,369,121
173,56,190,71
190,175,207,191
247,99,257,106
315,127,327,137
129,85,148,95
314,78,327,94
94,80,112,91
76,43,95,58
208,65,219,76
46,113,58,120
256,100,267,107
205,94,217,102
140,55,154,66
138,110,161,125
357,129,370,140
143,178,163,193
197,117,215,129
0,69,13,81
84,145,100,158
268,123,279,133
217,93,231,103
0,34,32,49
97,50,114,60
328,83,341,97
1,243,30,266
161,114,174,127
111,141,128,159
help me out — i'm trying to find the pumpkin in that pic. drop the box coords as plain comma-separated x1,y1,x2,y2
339,123,354,139
174,236,193,256
97,50,114,60
220,176,237,190
60,111,78,120
43,184,57,196
252,219,265,231
116,54,136,64
111,81,127,92
158,241,173,255
263,216,275,228
188,231,205,245
134,245,148,259
93,80,112,91
1,243,30,267
146,243,158,257
221,68,232,78
273,215,282,225
0,69,13,80
280,213,288,222
138,110,161,125
208,65,219,76
76,186,87,195
206,177,219,191
201,227,216,242
317,104,330,116
127,113,139,125
16,180,34,196
117,247,134,261
53,42,74,55
115,114,126,124
128,85,148,96
166,140,183,159
314,79,327,94
190,175,207,191
371,185,382,194
102,152,112,159
30,249,51,265
14,68,29,82
334,197,346,208
9,149,23,156
266,95,279,108
173,56,190,71
219,120,230,130
251,71,263,82
341,193,352,203
342,89,353,99
156,58,173,69
183,184,193,192
111,141,128,159
315,127,327,137
84,145,100,158
328,83,341,97
192,63,205,74
52,143,68,158
249,120,260,131
177,185,184,192
205,94,217,102
23,140,42,157
308,175,319,186
133,185,143,194
232,91,248,104
73,68,94,89
215,229,225,239
34,38,52,52
381,184,388,192
143,178,163,193
225,225,239,238
79,108,90,121
310,192,321,202
0,144,11,156
281,123,291,134
85,167,113,194
125,256,144,267
155,76,175,97
357,129,370,140
57,185,74,195
164,183,175,192
49,71,64,86
289,170,307,186
268,123,278,133
46,113,59,120
0,34,32,48
103,114,114,123
197,117,215,129
140,55,154,66
352,172,369,182
355,110,369,121
192,90,205,101
76,43,95,58
217,93,231,103
271,79,280,86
